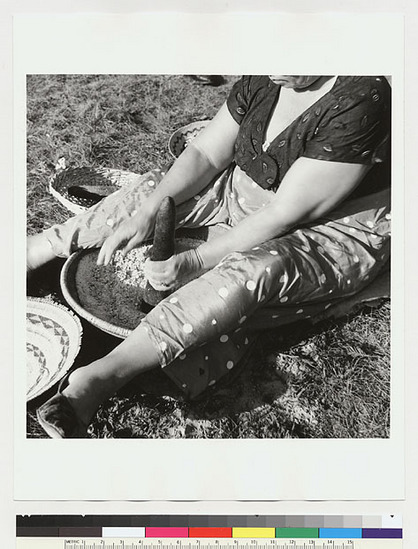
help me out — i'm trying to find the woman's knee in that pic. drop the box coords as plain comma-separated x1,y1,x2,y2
214,247,286,300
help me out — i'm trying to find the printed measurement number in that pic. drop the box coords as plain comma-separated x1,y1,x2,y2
64,540,356,549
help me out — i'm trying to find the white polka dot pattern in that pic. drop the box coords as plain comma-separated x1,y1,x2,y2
183,323,193,334
218,287,229,298
246,280,256,291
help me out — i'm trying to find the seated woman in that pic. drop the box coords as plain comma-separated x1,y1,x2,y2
28,75,391,438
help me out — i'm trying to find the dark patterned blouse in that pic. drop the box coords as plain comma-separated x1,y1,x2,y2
226,75,391,199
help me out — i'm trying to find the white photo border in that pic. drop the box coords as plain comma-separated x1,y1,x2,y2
14,11,404,501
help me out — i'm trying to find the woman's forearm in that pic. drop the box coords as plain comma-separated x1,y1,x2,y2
142,101,239,217
196,156,369,270
143,202,292,292
143,143,229,217
197,202,293,269
96,133,236,266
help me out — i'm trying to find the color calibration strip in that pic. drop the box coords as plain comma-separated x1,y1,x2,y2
104,527,401,539
17,515,402,529
16,516,402,540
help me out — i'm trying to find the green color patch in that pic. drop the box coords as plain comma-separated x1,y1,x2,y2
276,528,319,538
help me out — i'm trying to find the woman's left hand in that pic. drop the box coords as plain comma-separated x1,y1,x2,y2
144,248,204,291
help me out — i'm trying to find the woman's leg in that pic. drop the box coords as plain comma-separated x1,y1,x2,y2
30,169,163,264
40,187,391,429
141,188,391,398
27,232,57,271
28,166,233,269
41,187,390,428
60,326,160,425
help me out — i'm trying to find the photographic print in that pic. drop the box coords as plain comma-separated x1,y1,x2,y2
15,12,404,501
26,73,391,440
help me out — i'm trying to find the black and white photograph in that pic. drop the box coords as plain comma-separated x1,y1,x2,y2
14,11,405,502
26,72,392,440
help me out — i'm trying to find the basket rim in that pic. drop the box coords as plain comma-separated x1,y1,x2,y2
48,166,144,215
60,249,133,340
26,297,83,401
60,233,208,339
168,119,211,159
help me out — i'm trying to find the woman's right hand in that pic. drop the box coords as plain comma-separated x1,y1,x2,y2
97,102,239,267
97,209,155,266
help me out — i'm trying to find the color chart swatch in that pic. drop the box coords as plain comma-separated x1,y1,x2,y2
16,515,402,540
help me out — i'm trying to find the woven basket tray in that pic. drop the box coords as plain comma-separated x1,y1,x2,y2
49,121,210,214
60,233,206,339
61,249,135,339
168,120,210,159
27,297,83,401
49,166,143,215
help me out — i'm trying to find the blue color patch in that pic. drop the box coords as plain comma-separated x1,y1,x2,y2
319,528,362,538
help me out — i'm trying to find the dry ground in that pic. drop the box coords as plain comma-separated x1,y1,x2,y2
26,75,390,438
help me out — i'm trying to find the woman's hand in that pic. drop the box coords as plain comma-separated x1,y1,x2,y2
144,248,204,291
97,209,155,266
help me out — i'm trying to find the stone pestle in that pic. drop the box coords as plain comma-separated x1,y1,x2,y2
141,196,176,311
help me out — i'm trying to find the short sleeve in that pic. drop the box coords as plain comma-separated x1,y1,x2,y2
304,77,391,165
226,75,253,124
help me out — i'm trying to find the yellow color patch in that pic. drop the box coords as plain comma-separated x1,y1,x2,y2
233,528,276,538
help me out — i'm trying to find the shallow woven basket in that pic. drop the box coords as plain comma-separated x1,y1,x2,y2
49,166,143,215
60,231,207,340
49,122,210,214
26,297,83,401
168,120,210,158
61,249,134,339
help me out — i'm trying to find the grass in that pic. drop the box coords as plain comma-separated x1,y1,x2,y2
26,74,390,439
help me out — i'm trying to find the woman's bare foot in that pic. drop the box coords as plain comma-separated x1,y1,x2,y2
61,362,110,427
59,327,161,425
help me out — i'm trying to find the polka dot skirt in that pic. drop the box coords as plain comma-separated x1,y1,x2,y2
45,164,391,399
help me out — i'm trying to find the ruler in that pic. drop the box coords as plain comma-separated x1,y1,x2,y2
16,539,402,549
